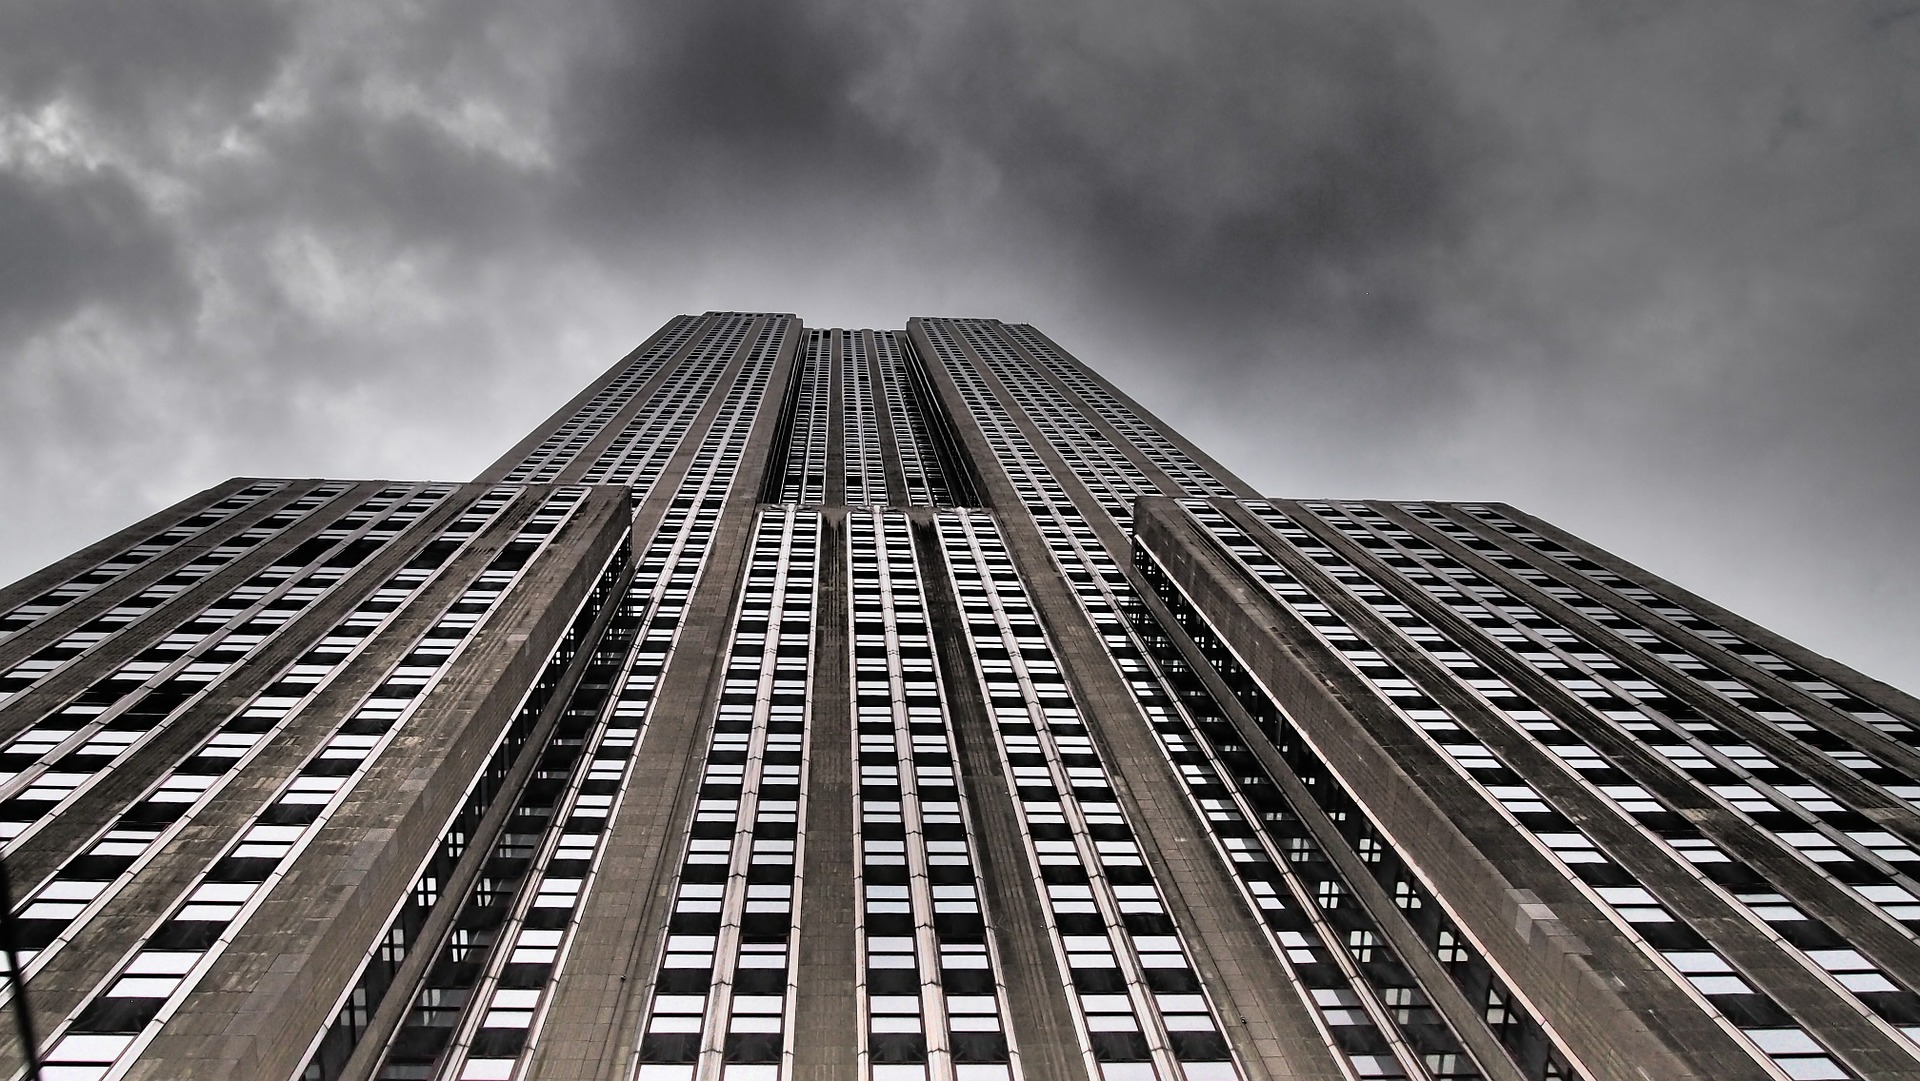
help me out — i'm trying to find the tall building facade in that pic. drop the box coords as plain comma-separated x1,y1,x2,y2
0,312,1916,1081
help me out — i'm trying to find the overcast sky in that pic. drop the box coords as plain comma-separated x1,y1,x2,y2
2,0,1916,694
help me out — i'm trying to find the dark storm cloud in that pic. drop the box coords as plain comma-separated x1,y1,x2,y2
569,2,916,171
554,1,930,250
1,0,1916,691
551,1,1483,335
892,4,1483,329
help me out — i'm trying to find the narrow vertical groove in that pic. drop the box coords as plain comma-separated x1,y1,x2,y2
792,512,856,1078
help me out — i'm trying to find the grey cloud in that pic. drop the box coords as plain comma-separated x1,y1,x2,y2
207,104,550,256
890,2,1484,328
556,0,929,240
0,167,191,342
551,1,1485,337
0,0,291,139
0,0,1916,693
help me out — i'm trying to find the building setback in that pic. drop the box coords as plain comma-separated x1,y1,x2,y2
0,312,1916,1081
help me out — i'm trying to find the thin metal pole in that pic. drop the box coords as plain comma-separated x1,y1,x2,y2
0,858,42,1081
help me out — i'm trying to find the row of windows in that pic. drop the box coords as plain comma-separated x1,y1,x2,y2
1019,511,1478,1079
927,325,1225,1072
1137,537,1581,1081
1282,500,1920,1059
1121,582,1484,1081
303,528,630,1080
1450,506,1920,802
0,486,452,856
849,510,1015,1077
992,323,1235,501
933,317,1419,1077
938,511,1240,1081
771,327,960,510
26,487,589,1080
927,317,1476,1080
578,316,762,490
1315,503,1920,953
844,331,889,506
1411,506,1920,815
873,332,954,507
431,342,791,1078
777,332,829,505
501,314,703,484
365,531,638,1080
1462,507,1915,741
921,328,1251,1067
659,320,785,512
943,319,1156,534
0,483,356,706
3,487,504,1000
0,481,287,644
1060,520,1474,1079
387,314,794,1081
636,510,820,1080
1191,501,1853,1080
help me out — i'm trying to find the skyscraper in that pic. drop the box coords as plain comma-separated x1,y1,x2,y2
0,312,1915,1081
